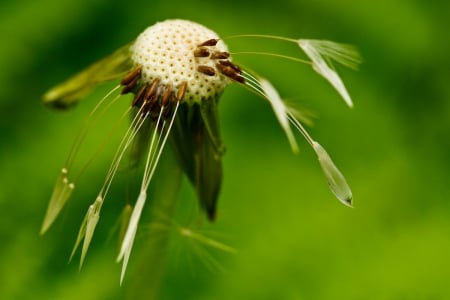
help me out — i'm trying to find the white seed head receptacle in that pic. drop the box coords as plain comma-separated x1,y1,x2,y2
131,19,231,104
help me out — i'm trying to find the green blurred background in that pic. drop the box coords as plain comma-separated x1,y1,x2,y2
1,0,450,299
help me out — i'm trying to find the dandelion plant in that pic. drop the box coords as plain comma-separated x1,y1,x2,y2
41,19,360,285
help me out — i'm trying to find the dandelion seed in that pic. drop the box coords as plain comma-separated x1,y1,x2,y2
41,19,359,282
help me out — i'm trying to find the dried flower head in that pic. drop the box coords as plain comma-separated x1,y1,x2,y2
41,19,360,283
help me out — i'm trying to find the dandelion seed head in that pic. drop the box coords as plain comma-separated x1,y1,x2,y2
132,19,231,104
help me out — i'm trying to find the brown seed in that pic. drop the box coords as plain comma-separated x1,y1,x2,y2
163,99,175,119
132,84,147,107
144,79,160,102
177,81,187,102
141,80,161,116
197,65,216,76
199,38,218,47
161,84,172,107
120,67,142,86
218,60,242,73
150,86,161,106
194,48,210,58
216,63,245,83
121,75,140,94
142,93,159,116
211,51,230,59
141,102,151,117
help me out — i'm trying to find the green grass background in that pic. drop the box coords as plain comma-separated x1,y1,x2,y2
1,0,450,299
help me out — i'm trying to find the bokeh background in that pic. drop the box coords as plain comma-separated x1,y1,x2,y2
1,0,450,299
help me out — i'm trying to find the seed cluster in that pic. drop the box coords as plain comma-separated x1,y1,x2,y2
194,39,245,83
120,67,186,119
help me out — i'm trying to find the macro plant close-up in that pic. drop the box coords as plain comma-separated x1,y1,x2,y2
1,0,450,299
40,18,358,286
